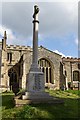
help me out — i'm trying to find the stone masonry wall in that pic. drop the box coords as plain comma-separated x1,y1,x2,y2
38,46,62,89
1,44,80,91
22,46,62,90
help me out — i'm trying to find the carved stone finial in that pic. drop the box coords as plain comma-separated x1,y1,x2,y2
33,5,39,18
34,5,39,14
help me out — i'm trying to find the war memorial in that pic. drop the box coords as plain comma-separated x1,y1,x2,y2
0,5,80,106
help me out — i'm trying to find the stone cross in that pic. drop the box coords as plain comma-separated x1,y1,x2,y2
22,5,56,103
26,5,45,92
31,5,40,71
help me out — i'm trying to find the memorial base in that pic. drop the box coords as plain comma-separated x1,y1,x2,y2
14,91,64,107
22,71,55,103
20,71,63,105
14,71,64,107
22,91,53,100
27,71,45,92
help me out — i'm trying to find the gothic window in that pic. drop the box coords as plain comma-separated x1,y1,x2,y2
7,53,9,61
7,53,12,63
73,71,79,81
10,53,12,63
50,68,52,83
38,58,53,84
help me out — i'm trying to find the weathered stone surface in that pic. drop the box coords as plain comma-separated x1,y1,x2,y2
27,72,44,92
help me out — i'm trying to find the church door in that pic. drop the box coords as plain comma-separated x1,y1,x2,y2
8,69,18,90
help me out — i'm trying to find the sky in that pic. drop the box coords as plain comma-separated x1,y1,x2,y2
0,0,79,57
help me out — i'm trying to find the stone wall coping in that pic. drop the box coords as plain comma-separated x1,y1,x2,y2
62,57,80,62
4,44,80,61
40,45,62,57
6,45,32,51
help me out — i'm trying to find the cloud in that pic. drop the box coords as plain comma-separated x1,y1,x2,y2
1,2,78,41
0,2,78,57
0,24,45,46
75,38,78,45
0,25,27,45
0,25,17,43
53,50,73,58
2,2,32,40
53,50,65,57
78,39,80,51
75,38,80,51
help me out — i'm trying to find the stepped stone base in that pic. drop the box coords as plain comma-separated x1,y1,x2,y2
22,91,54,100
14,92,64,107
14,68,64,107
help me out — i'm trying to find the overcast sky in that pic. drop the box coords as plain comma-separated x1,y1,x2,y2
0,0,79,57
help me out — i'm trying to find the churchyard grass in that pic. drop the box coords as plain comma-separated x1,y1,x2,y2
0,90,80,120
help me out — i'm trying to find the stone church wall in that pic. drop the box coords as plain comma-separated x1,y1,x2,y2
62,58,80,90
20,46,62,90
0,43,80,91
38,47,62,89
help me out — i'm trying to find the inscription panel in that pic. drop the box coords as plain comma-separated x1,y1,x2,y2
33,73,42,91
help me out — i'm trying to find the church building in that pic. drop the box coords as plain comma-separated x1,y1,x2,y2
0,31,80,92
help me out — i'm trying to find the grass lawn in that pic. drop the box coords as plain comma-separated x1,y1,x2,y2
0,90,80,120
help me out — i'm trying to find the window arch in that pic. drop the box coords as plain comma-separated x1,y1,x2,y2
38,58,54,84
73,71,79,81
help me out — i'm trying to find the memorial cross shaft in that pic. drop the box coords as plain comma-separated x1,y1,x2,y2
26,5,45,92
31,5,40,71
